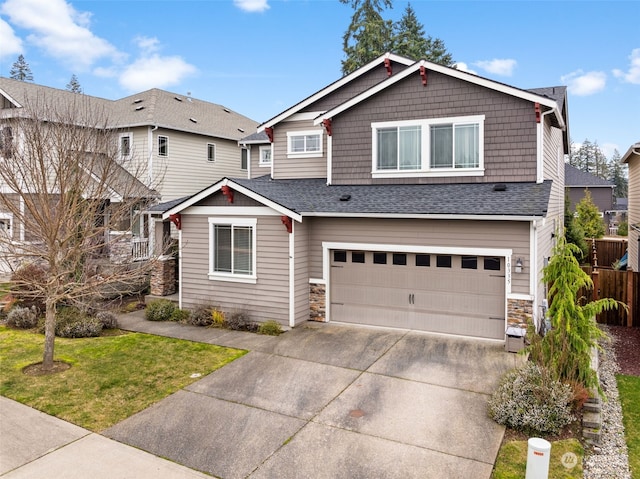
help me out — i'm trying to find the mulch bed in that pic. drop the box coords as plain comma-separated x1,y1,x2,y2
607,325,640,377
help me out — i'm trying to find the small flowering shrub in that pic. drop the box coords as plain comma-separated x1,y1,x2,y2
145,300,177,322
6,305,39,329
55,307,103,338
96,311,119,330
488,362,575,435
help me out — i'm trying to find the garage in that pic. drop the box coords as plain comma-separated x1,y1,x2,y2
329,249,506,339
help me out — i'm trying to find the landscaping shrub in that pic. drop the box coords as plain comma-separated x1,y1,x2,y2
170,308,191,323
96,311,118,330
10,264,47,311
211,309,226,327
188,304,215,327
55,307,103,338
6,306,39,329
225,311,258,332
258,320,283,336
488,362,575,435
145,300,177,322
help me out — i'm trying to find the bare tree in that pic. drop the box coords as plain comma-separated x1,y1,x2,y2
0,94,165,371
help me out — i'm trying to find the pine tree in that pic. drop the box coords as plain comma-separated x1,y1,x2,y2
569,139,609,180
608,149,628,199
340,0,393,75
564,194,588,260
391,3,452,64
575,190,606,239
10,54,34,82
66,74,83,94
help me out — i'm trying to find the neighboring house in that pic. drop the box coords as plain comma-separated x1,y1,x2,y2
564,162,615,229
162,53,569,341
622,142,640,271
0,77,257,269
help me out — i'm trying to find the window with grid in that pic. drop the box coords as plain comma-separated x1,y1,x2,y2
209,218,256,280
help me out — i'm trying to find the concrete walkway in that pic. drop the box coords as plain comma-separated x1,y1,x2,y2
1,311,524,478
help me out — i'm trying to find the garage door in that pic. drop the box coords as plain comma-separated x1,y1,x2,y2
330,250,505,339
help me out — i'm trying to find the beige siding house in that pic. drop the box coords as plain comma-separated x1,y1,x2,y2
622,142,640,271
164,53,570,341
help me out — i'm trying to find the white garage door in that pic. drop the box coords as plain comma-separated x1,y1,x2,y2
330,250,506,339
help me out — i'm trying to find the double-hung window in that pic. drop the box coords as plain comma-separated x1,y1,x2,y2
158,135,168,157
259,146,272,166
372,115,484,178
207,143,216,162
287,130,322,158
119,132,132,160
0,127,13,158
209,218,256,283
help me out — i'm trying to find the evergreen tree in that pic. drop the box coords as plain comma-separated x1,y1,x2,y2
570,139,609,179
10,54,34,82
575,190,606,239
340,0,393,75
608,149,628,198
391,3,453,64
66,74,83,94
564,194,588,260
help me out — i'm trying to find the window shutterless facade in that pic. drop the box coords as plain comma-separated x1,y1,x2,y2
158,136,168,157
287,130,323,158
371,115,484,178
241,148,248,170
119,133,132,160
208,218,257,283
207,143,216,162
259,146,272,166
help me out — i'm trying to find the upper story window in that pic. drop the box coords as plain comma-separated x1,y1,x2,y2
158,135,168,157
287,130,323,158
207,143,216,162
372,115,484,178
119,132,132,160
0,127,13,158
0,214,12,239
241,147,248,170
259,146,272,166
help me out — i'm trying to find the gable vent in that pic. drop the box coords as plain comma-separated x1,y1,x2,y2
493,184,507,192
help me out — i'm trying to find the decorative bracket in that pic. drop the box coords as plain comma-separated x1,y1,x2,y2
169,213,181,230
280,215,292,234
221,185,234,204
419,66,427,86
265,127,274,143
535,103,541,123
384,57,392,77
322,118,332,137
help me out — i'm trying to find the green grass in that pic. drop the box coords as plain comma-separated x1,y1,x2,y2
492,439,583,478
618,374,640,478
0,326,246,432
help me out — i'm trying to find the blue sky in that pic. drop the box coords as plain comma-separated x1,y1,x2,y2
0,0,638,160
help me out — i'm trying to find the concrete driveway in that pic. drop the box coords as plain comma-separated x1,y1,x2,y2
104,320,522,479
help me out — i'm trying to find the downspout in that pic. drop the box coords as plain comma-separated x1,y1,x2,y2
536,108,554,184
327,134,333,186
289,221,295,328
148,125,158,186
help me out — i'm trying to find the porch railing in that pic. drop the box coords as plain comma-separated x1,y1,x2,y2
132,237,149,261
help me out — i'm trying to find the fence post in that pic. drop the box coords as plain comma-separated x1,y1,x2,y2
628,268,634,328
591,239,599,303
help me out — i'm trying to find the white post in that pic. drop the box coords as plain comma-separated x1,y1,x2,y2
525,437,551,479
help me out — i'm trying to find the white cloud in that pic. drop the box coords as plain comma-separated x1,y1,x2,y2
601,143,619,159
560,70,606,96
0,17,23,58
1,0,122,70
234,0,270,13
119,55,197,91
452,62,477,75
134,36,160,55
613,48,640,84
474,59,517,76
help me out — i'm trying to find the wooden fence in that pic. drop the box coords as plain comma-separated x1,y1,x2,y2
585,238,627,269
580,266,639,327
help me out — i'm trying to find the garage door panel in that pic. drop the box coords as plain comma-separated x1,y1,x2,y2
330,250,506,340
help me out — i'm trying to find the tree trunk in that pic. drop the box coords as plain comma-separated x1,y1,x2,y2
42,299,56,370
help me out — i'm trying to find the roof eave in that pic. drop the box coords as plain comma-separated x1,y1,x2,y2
621,143,640,163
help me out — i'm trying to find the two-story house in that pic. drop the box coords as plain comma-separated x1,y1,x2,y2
0,78,257,271
564,163,615,231
623,141,640,271
163,53,569,340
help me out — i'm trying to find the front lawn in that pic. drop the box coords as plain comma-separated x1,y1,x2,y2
492,438,583,478
0,326,246,431
618,374,640,478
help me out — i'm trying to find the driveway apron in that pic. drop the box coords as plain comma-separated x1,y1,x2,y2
105,319,521,479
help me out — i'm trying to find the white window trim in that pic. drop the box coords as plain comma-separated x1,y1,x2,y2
286,130,323,158
259,145,272,167
158,135,169,157
371,115,485,178
207,143,216,162
208,217,257,284
119,132,132,160
241,147,249,171
0,212,13,239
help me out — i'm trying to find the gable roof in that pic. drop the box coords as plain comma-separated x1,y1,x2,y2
564,163,613,188
258,53,415,131
313,59,566,131
0,77,257,142
165,176,552,221
621,142,640,163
